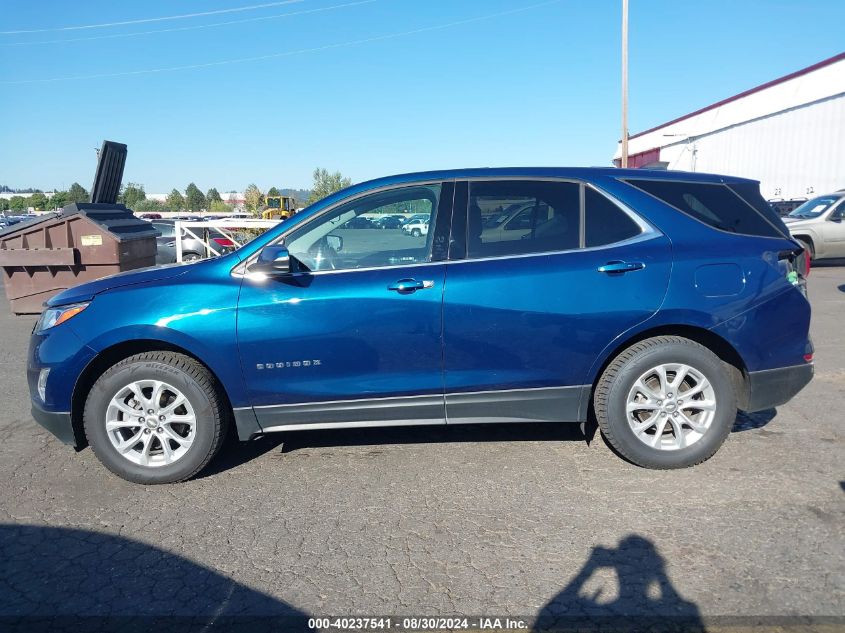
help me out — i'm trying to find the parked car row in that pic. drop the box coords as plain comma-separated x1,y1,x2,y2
139,213,250,221
338,213,432,231
0,213,38,229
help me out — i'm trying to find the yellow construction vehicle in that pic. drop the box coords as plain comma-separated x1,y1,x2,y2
262,195,297,220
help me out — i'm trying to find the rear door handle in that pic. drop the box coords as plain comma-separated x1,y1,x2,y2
388,278,434,293
597,260,645,274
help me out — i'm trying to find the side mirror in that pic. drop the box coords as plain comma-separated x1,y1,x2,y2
830,213,842,223
252,245,291,275
326,234,343,252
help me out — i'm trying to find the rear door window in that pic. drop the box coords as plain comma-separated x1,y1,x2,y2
626,179,782,238
467,180,580,258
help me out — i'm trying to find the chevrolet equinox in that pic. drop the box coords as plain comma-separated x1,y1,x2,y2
27,168,814,483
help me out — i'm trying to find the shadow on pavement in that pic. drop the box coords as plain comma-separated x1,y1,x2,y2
0,523,310,632
732,408,777,432
277,421,586,452
199,421,589,479
204,407,777,478
534,534,704,632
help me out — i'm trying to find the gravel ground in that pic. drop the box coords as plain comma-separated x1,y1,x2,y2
0,264,842,632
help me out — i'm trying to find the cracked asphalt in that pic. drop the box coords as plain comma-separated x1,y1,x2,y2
0,265,843,631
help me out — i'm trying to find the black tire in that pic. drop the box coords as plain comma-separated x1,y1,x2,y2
594,336,736,469
183,252,201,262
83,352,228,484
411,228,421,237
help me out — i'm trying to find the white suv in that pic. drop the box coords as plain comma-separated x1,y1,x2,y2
402,219,429,237
783,191,845,260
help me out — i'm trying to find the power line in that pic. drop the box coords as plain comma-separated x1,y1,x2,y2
0,0,306,35
1,0,561,85
2,0,376,47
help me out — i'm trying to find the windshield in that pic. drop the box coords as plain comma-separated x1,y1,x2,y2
788,195,841,219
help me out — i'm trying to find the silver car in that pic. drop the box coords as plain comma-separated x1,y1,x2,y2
783,191,845,261
151,220,234,263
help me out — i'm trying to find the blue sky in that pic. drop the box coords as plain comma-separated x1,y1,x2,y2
1,0,843,192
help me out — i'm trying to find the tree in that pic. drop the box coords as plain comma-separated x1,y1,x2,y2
28,192,48,210
10,196,27,212
166,189,185,212
244,183,263,215
67,183,89,204
206,188,222,204
121,183,146,210
134,198,165,213
308,168,352,204
185,182,206,212
0,198,9,212
267,186,281,197
51,191,69,209
209,199,233,214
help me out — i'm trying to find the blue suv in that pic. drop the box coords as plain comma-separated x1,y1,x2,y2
28,168,813,483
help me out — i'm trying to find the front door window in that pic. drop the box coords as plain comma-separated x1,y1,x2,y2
283,184,444,272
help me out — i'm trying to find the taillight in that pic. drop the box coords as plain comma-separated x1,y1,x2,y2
804,352,814,363
782,246,810,279
212,237,234,247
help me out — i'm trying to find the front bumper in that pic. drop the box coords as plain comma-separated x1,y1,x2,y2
744,363,814,412
31,399,76,447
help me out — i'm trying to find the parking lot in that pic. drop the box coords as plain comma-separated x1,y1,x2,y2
0,263,843,630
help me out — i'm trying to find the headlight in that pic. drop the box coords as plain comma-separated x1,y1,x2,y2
37,302,89,332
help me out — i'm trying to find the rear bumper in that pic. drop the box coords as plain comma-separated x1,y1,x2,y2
744,363,814,412
31,400,76,447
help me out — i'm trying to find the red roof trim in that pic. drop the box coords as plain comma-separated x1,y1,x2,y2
629,51,845,141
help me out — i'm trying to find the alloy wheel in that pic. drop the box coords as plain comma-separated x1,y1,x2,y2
625,363,717,451
105,380,196,467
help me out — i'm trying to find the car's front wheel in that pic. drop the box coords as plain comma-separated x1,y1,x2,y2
594,336,736,469
84,352,228,484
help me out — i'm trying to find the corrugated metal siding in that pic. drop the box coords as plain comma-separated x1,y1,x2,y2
658,94,845,199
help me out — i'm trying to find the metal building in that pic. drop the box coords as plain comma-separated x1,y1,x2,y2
614,52,845,203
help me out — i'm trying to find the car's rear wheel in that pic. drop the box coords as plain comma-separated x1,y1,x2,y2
183,252,201,262
594,336,736,469
411,228,421,237
84,352,228,484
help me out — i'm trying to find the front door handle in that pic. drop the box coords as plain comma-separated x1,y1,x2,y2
597,260,645,274
388,278,435,293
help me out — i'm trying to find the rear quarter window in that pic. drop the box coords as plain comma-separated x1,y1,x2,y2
585,187,642,247
626,179,783,238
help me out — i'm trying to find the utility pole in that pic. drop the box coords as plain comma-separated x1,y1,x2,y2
621,0,629,168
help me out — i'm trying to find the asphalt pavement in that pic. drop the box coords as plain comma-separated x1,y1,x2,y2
0,263,842,631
